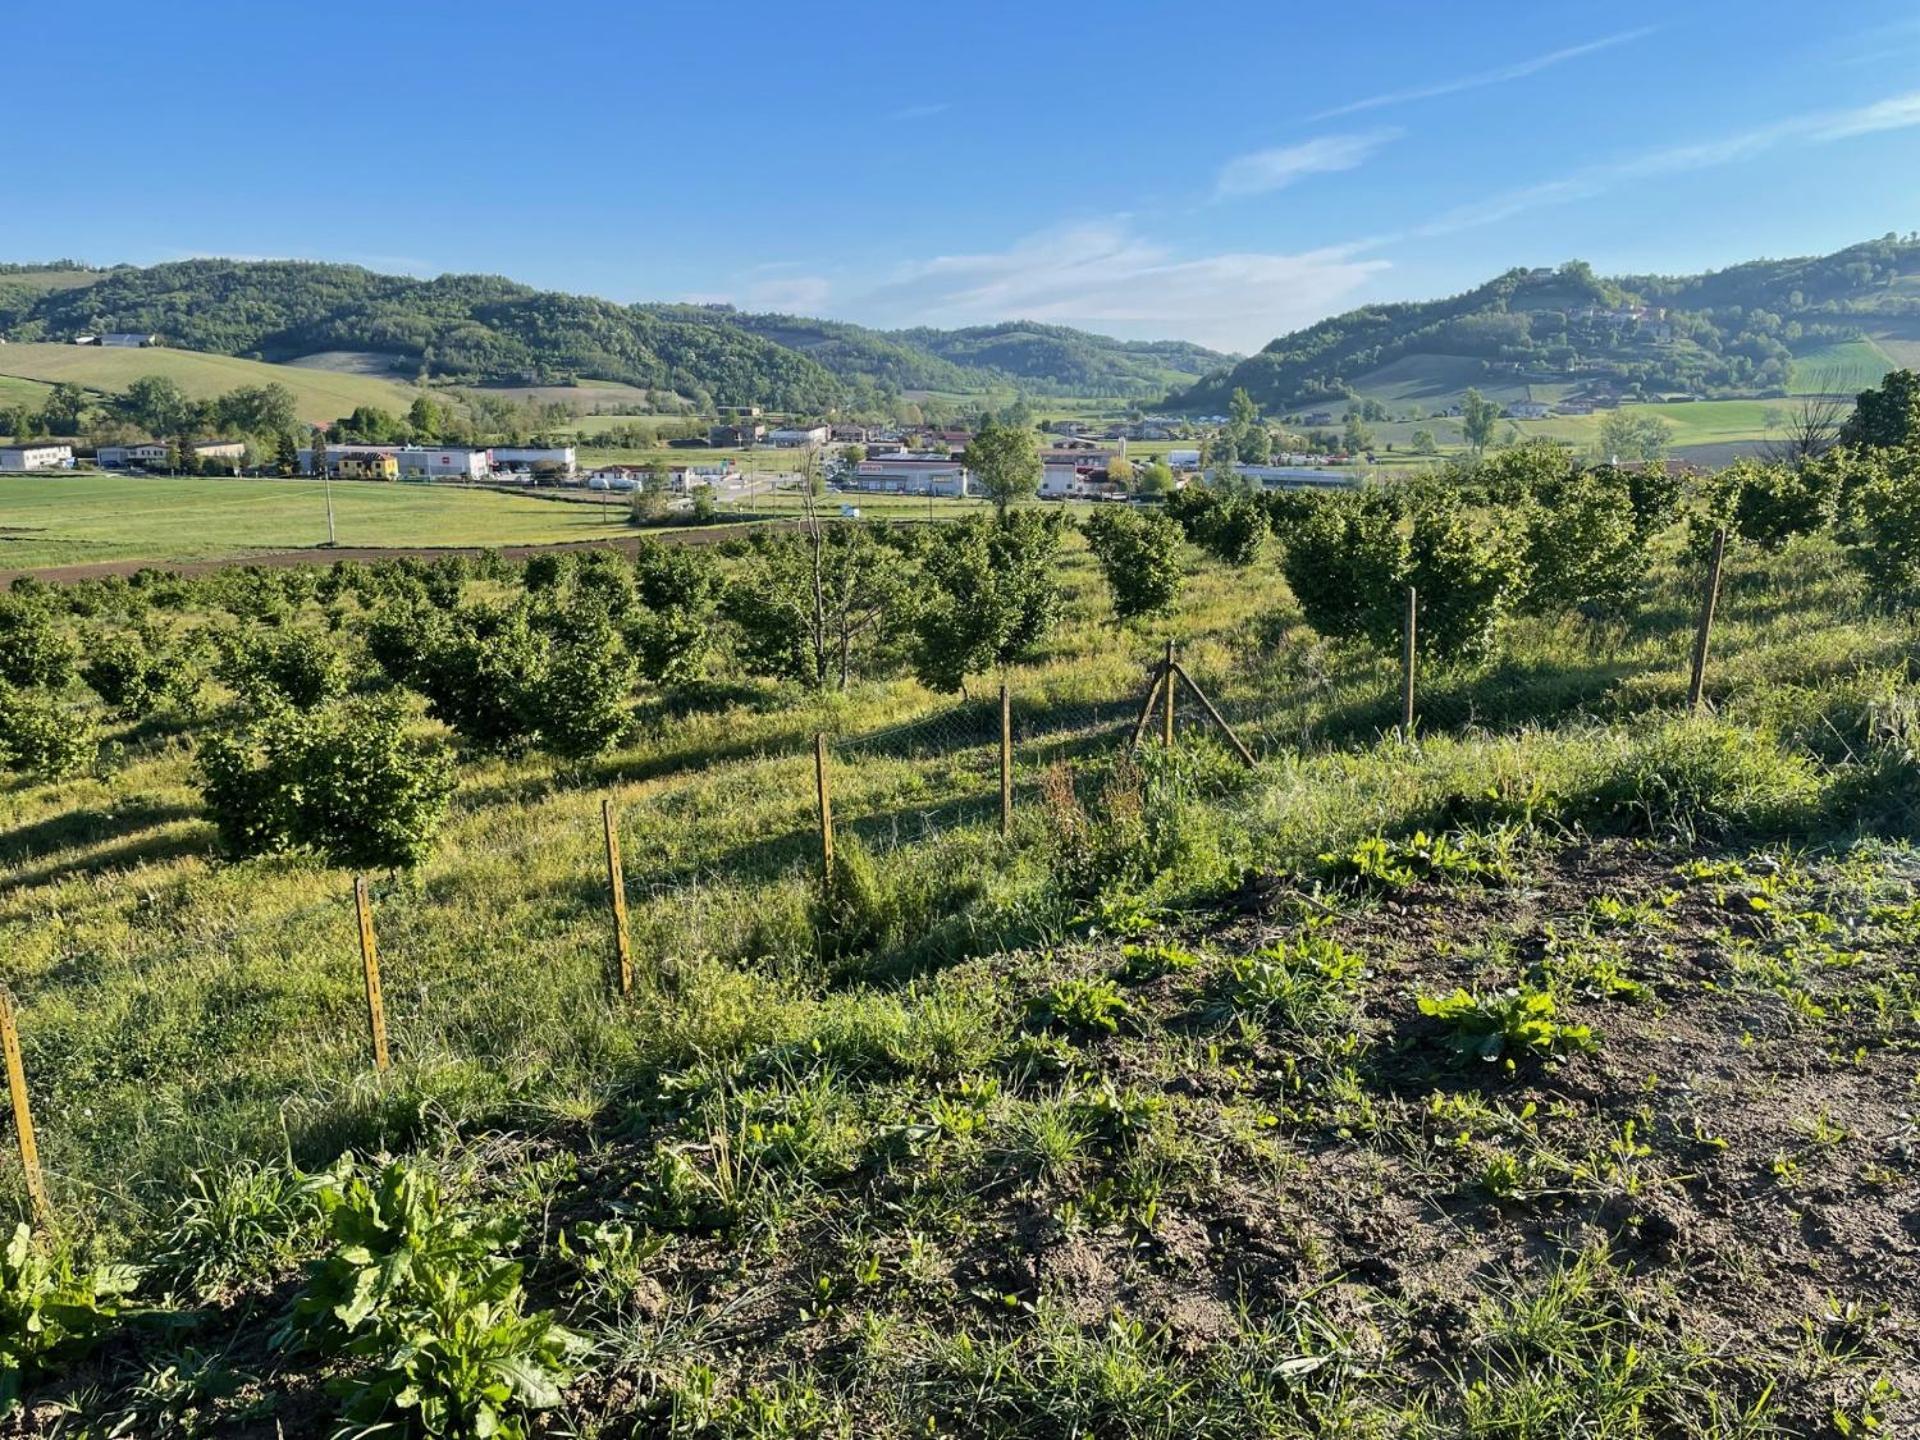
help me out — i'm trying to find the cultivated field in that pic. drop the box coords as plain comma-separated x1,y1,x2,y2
0,474,634,571
0,447,1916,1434
0,343,427,426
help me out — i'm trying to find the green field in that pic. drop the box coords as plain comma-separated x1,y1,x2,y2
1788,337,1895,393
0,342,427,425
0,370,52,411
0,474,636,569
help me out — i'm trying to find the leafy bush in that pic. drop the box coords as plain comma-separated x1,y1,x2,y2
0,598,78,690
908,511,1064,692
1519,469,1642,617
196,694,454,868
1402,491,1524,663
1716,458,1834,550
526,605,638,758
1833,444,1920,602
0,686,96,780
1416,985,1594,1063
83,623,204,718
281,1162,583,1440
1082,507,1184,620
2,1223,140,1412
1166,486,1267,565
1279,490,1405,642
218,627,350,709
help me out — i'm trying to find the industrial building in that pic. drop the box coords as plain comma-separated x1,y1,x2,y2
0,443,74,472
848,456,972,497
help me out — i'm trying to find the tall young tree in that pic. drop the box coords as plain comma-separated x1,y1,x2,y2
965,420,1041,516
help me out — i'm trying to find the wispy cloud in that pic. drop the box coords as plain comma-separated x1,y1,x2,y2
851,221,1389,352
887,101,951,121
682,265,832,315
1400,88,1920,240
1214,129,1400,199
1311,27,1656,121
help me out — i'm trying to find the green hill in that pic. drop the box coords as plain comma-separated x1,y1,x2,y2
2,260,844,412
0,342,427,426
644,307,1233,399
1177,235,1920,415
1,259,1228,411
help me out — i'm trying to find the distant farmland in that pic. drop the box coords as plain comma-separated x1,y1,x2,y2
0,342,426,425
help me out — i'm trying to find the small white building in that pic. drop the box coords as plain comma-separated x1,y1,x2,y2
491,445,576,475
1234,464,1358,490
768,425,830,448
1040,463,1124,500
0,443,74,472
850,456,972,497
1168,448,1202,470
1505,400,1552,420
100,333,158,348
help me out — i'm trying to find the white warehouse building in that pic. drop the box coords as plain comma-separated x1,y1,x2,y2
849,456,972,497
0,444,75,472
301,445,493,480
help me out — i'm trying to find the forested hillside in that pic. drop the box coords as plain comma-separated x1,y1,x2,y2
0,261,844,411
0,260,1228,408
1176,234,1920,414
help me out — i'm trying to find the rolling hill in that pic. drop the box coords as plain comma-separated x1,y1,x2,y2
1175,234,1920,416
0,260,1228,410
0,342,427,426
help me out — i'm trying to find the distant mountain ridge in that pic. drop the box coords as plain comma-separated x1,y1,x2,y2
1174,234,1920,414
0,259,1230,408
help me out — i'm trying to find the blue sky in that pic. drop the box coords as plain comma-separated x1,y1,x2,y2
8,0,1920,351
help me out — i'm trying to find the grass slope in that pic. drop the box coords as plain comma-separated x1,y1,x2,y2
0,508,1916,1433
0,342,427,424
0,474,634,568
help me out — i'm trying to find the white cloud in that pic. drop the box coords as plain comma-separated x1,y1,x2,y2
887,101,951,122
849,221,1389,352
746,273,832,313
1214,129,1399,199
1403,88,1920,240
1311,27,1656,120
677,268,833,315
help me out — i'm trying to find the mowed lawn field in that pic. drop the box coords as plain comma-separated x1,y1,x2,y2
0,342,427,426
0,474,636,569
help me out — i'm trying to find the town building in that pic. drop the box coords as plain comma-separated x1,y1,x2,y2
1233,464,1358,490
829,424,871,445
848,456,972,497
97,440,244,469
708,422,766,448
491,445,577,475
299,444,492,480
0,443,74,472
1040,464,1125,500
1505,400,1553,420
336,450,401,480
768,425,830,448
